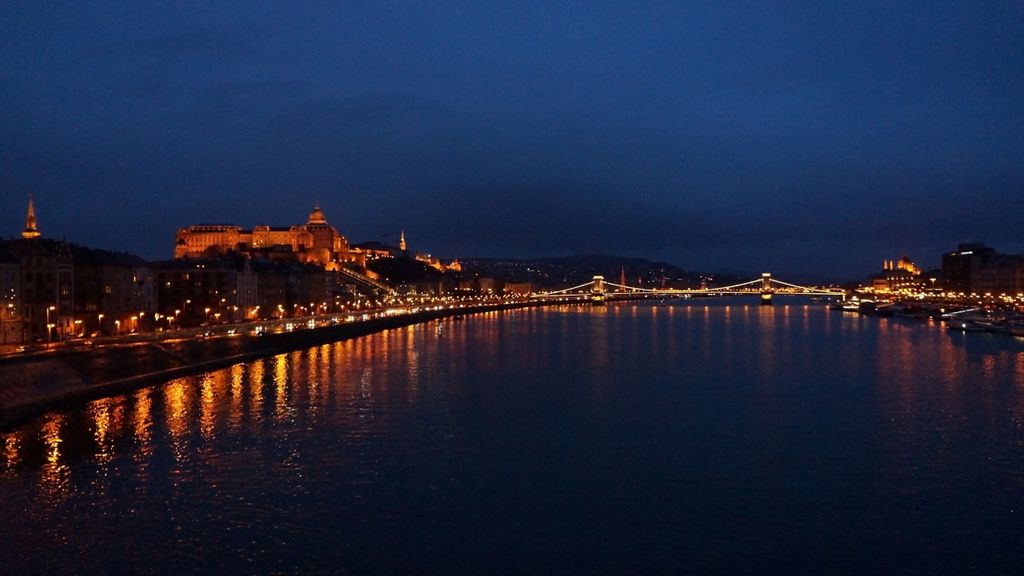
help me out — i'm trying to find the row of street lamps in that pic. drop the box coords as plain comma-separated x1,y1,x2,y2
27,291,522,346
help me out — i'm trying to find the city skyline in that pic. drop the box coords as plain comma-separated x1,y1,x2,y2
3,2,1023,278
2,190,1016,282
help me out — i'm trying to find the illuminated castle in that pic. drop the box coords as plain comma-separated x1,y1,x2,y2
174,205,360,269
872,255,923,294
883,256,920,275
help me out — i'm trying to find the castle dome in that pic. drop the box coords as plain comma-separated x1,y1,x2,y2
307,204,328,225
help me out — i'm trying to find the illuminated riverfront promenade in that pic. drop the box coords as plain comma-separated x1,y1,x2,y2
0,295,535,431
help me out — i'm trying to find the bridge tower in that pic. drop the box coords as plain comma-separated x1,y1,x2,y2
591,275,606,305
760,272,773,305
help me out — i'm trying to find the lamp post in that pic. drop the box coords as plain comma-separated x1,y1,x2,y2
46,305,55,344
98,313,104,336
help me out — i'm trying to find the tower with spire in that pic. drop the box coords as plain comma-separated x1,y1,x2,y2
399,230,407,251
22,194,41,239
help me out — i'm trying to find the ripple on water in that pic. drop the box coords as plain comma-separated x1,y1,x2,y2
1,303,1023,574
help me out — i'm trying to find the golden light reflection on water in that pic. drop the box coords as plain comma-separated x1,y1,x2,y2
406,326,419,384
981,354,997,379
3,432,21,471
230,363,244,432
250,358,265,416
200,373,216,441
589,305,610,379
2,305,1022,501
132,388,153,455
275,354,289,422
164,379,190,463
90,397,124,465
756,304,778,381
38,413,70,499
319,344,334,408
307,346,321,415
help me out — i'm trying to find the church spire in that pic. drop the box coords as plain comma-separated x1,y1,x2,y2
22,194,41,239
399,230,407,251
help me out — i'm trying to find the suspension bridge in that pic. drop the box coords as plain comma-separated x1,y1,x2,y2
530,273,846,305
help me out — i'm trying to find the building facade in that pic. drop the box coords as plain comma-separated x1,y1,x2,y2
1,197,158,341
1,238,74,342
174,206,361,269
154,257,258,327
941,243,997,295
0,248,21,343
975,257,1024,297
70,246,156,336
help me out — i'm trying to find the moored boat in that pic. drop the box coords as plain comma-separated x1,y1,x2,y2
948,319,994,333
875,303,902,317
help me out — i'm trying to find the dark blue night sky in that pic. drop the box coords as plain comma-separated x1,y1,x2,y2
2,2,1022,278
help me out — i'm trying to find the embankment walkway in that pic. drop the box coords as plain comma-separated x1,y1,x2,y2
0,302,533,430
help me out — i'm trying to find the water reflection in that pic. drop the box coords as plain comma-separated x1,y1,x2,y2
38,413,70,500
132,389,153,456
274,354,289,423
250,358,265,420
1,303,1023,575
3,432,19,471
2,305,1021,478
200,373,216,441
230,363,244,433
90,397,123,466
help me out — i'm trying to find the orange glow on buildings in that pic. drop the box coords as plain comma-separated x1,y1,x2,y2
174,205,362,270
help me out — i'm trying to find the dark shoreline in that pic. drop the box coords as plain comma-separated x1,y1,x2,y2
0,302,535,431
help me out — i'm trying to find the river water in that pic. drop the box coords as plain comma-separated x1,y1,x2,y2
2,301,1023,575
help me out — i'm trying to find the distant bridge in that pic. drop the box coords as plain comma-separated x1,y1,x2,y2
530,273,846,305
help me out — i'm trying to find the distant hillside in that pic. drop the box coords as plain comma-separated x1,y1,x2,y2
460,254,746,289
366,255,443,285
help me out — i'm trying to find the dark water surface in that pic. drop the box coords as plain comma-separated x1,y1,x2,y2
2,302,1023,575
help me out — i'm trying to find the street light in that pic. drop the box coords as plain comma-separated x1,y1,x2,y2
46,305,56,343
